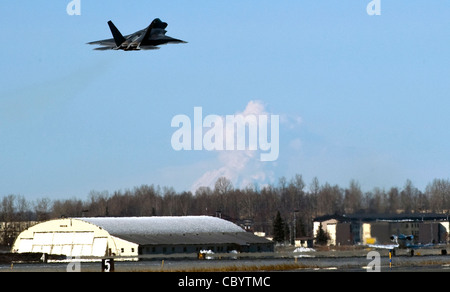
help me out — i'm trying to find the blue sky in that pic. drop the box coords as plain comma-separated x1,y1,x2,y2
1,1,450,200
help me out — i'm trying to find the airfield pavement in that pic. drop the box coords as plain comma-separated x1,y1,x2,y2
1,245,450,272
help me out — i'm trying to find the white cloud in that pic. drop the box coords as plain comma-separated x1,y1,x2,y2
190,100,276,192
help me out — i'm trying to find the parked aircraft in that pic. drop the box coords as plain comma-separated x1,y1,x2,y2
368,234,434,256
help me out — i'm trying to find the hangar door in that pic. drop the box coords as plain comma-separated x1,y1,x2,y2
18,231,107,257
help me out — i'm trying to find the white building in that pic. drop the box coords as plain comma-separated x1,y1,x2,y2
313,218,338,246
12,216,274,258
12,218,138,258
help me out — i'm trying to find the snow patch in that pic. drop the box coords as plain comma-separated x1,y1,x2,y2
293,247,316,253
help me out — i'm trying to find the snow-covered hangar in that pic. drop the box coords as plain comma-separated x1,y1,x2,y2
12,216,273,258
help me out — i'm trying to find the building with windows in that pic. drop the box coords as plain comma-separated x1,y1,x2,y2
313,214,450,246
11,216,273,258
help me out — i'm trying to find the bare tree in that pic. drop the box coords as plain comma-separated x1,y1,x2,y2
34,197,51,221
344,180,363,214
178,191,193,216
317,183,343,215
214,177,233,214
193,186,213,215
87,190,109,217
387,187,400,214
16,195,31,221
1,195,16,222
309,177,320,217
426,178,450,213
400,179,419,213
214,177,233,195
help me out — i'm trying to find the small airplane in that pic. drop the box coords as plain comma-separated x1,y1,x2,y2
87,18,187,51
368,234,433,256
390,234,413,249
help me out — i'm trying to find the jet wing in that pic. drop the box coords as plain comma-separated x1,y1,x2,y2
87,38,116,46
368,244,399,250
165,37,187,44
92,46,115,51
407,243,435,249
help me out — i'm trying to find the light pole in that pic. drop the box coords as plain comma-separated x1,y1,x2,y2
293,210,299,246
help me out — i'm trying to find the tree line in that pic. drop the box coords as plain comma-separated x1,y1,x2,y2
1,175,450,238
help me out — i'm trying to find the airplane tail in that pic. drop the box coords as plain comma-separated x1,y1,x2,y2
108,21,126,46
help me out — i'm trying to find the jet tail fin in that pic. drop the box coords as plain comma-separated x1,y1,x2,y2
108,21,126,46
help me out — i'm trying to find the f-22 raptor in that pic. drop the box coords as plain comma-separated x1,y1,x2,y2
87,18,187,51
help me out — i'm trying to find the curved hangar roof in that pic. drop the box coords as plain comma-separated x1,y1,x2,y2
78,216,245,235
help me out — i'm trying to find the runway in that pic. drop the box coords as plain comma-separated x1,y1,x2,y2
2,253,450,272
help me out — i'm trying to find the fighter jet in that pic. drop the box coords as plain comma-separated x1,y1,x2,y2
87,18,187,51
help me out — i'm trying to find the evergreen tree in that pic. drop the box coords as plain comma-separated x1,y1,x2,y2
273,211,285,243
315,223,330,245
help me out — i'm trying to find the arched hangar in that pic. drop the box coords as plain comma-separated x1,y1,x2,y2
12,216,273,258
